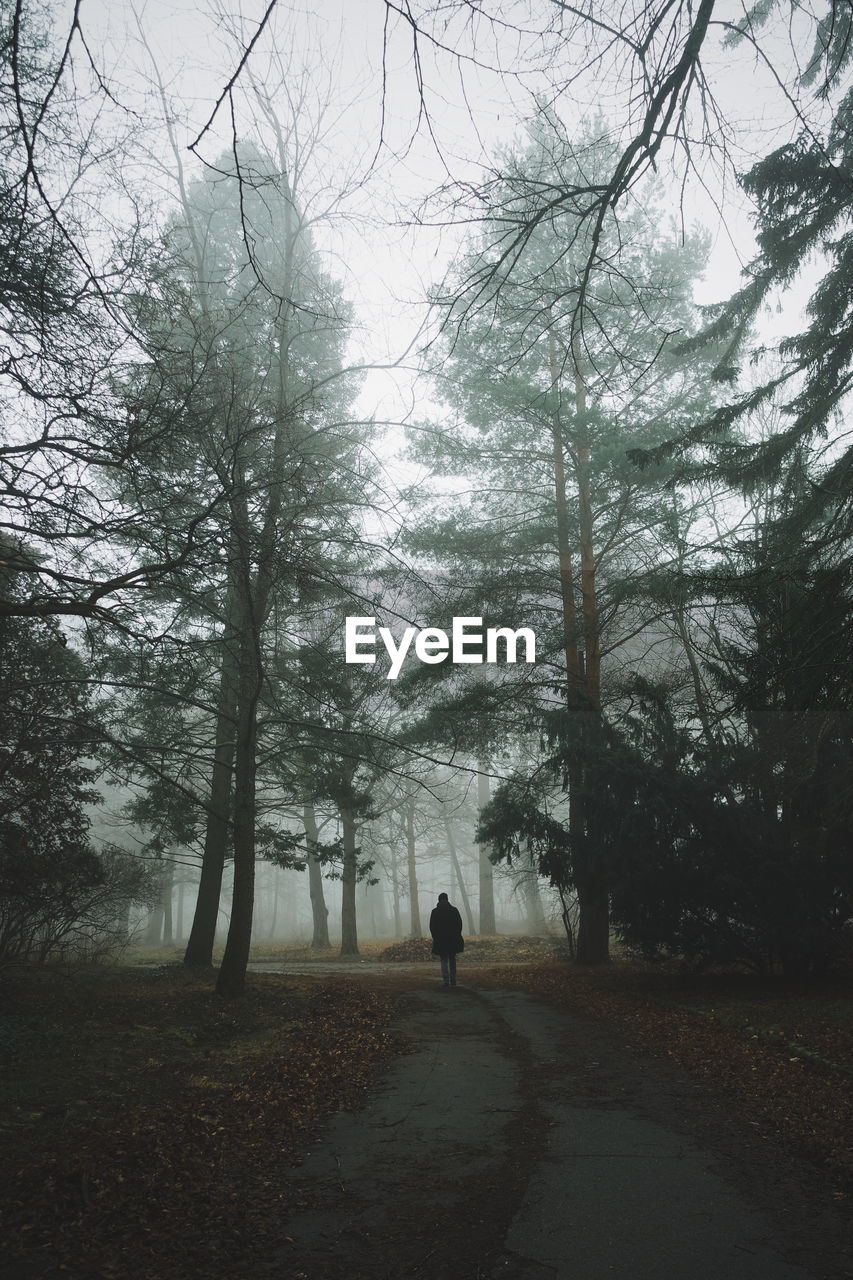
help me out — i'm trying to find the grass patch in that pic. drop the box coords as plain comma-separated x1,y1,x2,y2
378,934,567,964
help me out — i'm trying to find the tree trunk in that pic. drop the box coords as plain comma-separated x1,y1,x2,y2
406,799,422,937
216,251,293,995
548,328,584,695
304,800,330,948
144,900,164,947
575,876,610,965
163,87,299,989
547,323,609,964
161,860,174,945
164,92,243,974
477,768,496,934
445,816,475,935
175,876,184,942
216,602,261,997
573,351,601,704
365,877,388,939
523,863,547,936
571,349,608,963
267,870,279,941
340,802,359,955
214,121,296,994
389,820,402,938
184,561,240,967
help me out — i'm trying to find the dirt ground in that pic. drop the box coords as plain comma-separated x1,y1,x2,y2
3,954,853,1279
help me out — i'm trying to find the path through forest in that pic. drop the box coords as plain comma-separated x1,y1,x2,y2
267,981,853,1280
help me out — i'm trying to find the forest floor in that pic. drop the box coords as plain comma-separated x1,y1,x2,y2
0,942,852,1278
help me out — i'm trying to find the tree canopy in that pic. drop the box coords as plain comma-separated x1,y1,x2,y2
1,0,851,985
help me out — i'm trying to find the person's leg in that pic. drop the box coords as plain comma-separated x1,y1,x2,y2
440,954,450,985
449,953,457,986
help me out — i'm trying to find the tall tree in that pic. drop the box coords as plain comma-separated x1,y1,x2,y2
408,109,711,960
601,6,853,973
113,115,367,990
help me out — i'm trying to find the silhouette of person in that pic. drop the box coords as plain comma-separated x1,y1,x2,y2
429,892,464,988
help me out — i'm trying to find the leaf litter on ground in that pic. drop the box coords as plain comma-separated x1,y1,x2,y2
475,959,853,1192
0,965,399,1280
3,944,852,1277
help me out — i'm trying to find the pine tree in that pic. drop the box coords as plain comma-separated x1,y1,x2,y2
406,108,713,961
604,3,853,972
111,136,369,991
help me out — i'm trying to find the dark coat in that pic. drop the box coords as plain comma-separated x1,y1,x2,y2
429,901,464,956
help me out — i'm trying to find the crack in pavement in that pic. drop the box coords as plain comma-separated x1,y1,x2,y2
267,982,853,1280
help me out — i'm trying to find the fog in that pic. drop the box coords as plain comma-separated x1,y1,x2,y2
2,0,850,986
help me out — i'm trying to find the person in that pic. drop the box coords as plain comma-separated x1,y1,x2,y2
429,892,464,988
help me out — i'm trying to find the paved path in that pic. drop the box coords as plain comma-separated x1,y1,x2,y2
271,982,853,1280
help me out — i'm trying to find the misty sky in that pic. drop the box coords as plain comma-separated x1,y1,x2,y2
73,0,825,458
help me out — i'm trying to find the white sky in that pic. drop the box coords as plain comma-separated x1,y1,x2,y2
73,0,830,475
